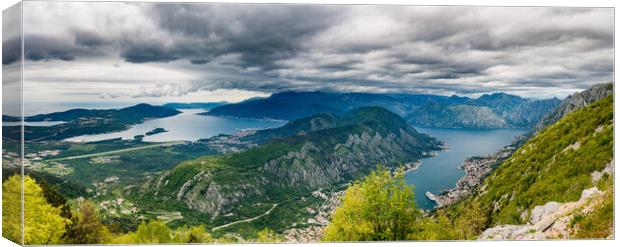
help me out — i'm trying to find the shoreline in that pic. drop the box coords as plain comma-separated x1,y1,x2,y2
426,136,524,208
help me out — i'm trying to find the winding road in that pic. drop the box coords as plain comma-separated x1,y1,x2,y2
211,203,279,232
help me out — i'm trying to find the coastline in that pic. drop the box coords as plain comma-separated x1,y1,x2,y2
426,136,524,208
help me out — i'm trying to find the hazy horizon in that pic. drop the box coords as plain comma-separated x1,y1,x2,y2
3,88,576,116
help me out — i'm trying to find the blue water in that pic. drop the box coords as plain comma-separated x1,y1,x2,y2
65,109,287,142
2,121,66,126
405,126,527,210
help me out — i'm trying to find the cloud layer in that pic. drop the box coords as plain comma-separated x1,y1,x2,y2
4,2,614,103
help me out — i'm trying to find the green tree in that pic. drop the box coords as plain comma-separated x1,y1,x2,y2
63,200,110,244
409,213,456,240
2,175,69,244
131,220,174,243
323,166,421,241
173,225,214,243
2,174,23,244
255,228,282,243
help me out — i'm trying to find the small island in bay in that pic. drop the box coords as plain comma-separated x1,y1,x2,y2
145,127,168,136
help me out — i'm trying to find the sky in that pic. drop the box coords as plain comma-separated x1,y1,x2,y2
1,2,614,114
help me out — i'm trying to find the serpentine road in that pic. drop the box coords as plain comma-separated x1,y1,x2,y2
211,203,279,232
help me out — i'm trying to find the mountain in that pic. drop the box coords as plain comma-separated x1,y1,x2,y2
502,98,562,127
22,103,180,122
534,83,613,132
2,104,181,141
405,97,561,129
162,102,228,110
133,107,443,231
205,91,559,129
204,91,344,120
204,91,468,120
469,92,529,114
420,93,613,240
2,115,20,122
406,102,509,128
239,113,340,144
476,94,613,239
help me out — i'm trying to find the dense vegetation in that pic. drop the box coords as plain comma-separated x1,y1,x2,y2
3,175,69,244
1,174,282,245
323,166,420,241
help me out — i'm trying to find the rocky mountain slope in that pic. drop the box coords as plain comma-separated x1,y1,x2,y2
406,95,560,129
134,107,443,230
405,102,509,128
479,160,613,240
534,83,613,132
431,93,614,240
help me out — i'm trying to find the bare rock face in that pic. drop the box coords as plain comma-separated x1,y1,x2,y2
591,159,614,184
529,202,562,224
534,83,613,133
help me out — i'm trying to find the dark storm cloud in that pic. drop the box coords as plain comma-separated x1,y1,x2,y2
73,29,111,48
24,35,77,61
12,3,614,98
120,41,179,63
135,4,341,68
2,36,20,65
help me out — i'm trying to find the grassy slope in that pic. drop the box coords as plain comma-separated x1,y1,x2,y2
418,95,613,239
480,94,613,224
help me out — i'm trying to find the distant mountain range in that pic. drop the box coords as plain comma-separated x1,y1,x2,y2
205,91,561,129
407,94,561,129
162,102,227,110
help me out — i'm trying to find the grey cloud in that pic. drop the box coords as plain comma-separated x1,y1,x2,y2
13,3,615,98
134,4,341,68
2,36,20,65
73,29,111,48
120,41,179,63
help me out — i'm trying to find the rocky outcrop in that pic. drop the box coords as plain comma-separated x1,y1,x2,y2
478,160,614,240
478,187,605,240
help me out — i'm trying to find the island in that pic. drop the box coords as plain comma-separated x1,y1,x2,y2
145,127,168,136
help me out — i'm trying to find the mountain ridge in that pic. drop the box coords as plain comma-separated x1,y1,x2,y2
205,91,560,129
133,106,443,231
